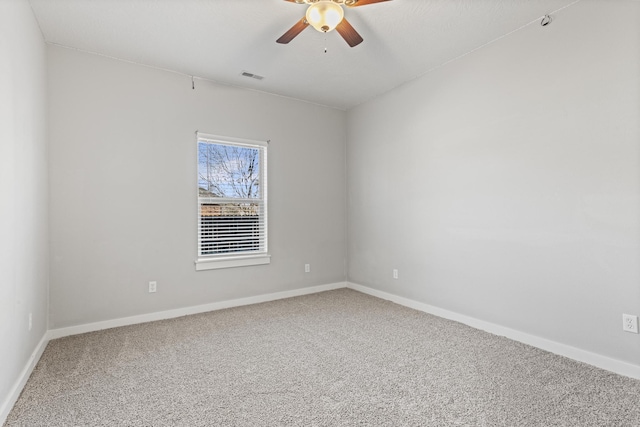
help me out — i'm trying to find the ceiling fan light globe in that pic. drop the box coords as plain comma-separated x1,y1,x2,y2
306,1,345,33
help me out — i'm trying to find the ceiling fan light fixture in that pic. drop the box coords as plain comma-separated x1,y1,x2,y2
305,1,345,33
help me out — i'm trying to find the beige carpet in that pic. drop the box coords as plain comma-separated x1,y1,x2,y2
5,289,640,426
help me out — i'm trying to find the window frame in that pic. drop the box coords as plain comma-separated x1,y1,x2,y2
195,132,270,271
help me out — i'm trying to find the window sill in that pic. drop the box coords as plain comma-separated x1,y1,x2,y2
195,254,271,271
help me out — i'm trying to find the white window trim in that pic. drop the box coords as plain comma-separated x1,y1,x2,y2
195,132,270,270
195,254,271,271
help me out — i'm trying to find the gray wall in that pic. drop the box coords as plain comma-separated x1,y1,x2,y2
347,0,640,365
48,46,346,328
0,0,49,413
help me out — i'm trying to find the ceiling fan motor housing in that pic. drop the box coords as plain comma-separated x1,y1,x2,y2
296,0,358,4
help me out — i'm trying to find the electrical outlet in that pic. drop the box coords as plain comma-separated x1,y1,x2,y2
393,269,398,279
305,264,310,273
623,314,638,333
28,313,32,331
148,281,157,293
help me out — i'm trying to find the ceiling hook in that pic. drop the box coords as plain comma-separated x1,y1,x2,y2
541,15,552,27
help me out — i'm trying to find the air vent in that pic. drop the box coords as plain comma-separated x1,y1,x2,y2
241,71,264,81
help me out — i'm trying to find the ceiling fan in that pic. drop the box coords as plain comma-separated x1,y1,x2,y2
276,0,391,48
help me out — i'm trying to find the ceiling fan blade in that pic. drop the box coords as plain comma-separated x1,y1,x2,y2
335,18,363,47
346,0,392,7
276,17,309,44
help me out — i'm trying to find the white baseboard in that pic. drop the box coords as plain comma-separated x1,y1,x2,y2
0,333,49,426
347,282,640,380
49,282,347,339
3,282,347,423
6,280,636,426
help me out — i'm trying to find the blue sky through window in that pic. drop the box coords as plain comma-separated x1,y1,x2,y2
198,142,260,199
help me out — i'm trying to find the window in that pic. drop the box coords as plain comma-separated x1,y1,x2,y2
195,133,269,270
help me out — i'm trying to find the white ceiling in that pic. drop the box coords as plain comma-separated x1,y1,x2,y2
28,0,578,110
